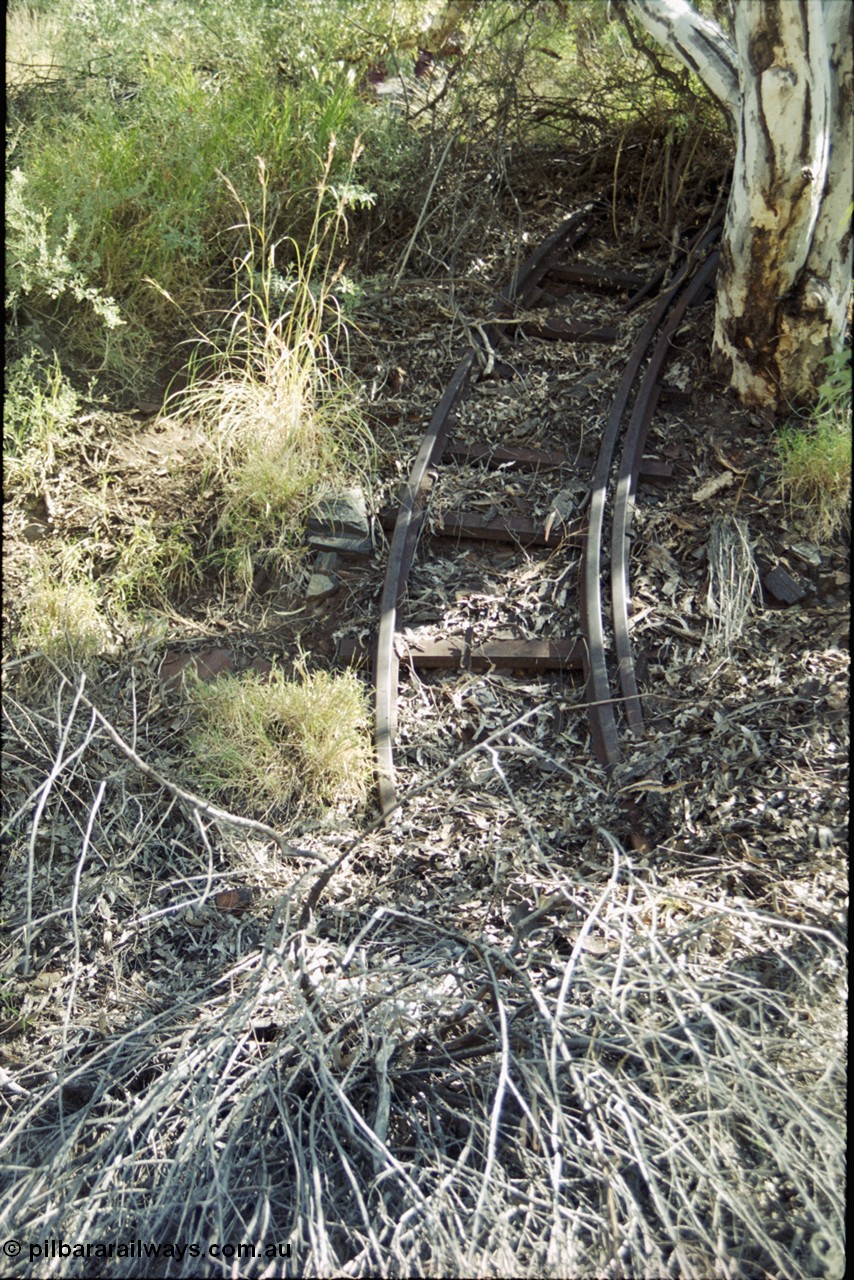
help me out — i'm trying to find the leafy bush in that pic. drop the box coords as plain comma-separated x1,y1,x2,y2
6,169,124,331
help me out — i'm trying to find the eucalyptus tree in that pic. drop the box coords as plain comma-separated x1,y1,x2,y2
622,0,852,412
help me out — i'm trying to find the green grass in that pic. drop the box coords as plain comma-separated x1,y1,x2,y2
3,349,84,495
108,520,199,610
5,0,411,393
186,663,372,817
779,350,852,542
18,551,113,665
163,149,375,592
9,66,368,389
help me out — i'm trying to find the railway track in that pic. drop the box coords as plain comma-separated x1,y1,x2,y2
343,204,721,820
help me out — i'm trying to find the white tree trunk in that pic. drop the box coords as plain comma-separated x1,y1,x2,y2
628,0,853,412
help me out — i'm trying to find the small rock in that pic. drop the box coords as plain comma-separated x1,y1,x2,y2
160,648,234,690
194,648,235,682
789,542,822,568
306,553,341,601
307,487,372,554
565,371,606,401
762,565,807,606
22,522,51,543
307,571,343,597
213,887,254,913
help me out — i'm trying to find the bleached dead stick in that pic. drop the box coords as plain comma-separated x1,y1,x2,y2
32,656,330,866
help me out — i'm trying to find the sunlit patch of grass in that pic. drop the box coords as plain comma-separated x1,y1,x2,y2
181,344,350,578
108,520,199,610
3,350,80,495
5,4,64,88
18,555,112,664
185,663,371,818
779,350,852,542
164,148,376,592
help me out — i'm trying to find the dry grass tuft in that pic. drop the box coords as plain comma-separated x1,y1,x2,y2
17,557,112,664
186,664,372,818
158,153,375,590
5,5,64,89
705,514,760,655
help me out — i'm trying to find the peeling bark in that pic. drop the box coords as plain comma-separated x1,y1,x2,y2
628,0,852,412
627,0,740,121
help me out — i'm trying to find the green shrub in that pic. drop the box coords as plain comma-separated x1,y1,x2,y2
4,349,81,493
779,350,852,542
6,169,124,332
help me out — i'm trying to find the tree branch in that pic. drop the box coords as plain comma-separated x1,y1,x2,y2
624,0,740,127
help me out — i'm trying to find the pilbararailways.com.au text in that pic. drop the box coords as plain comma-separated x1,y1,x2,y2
3,1238,292,1265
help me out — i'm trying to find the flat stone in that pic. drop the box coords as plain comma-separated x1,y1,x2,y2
762,565,807,605
306,552,341,600
307,487,371,554
160,647,234,690
159,652,196,688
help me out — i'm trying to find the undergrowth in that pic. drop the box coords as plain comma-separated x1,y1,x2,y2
6,0,730,394
108,520,198,611
1,6,847,1277
0,674,845,1279
779,349,852,541
5,0,406,393
160,147,376,592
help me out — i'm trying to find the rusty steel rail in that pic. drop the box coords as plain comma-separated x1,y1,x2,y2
611,250,719,738
375,351,477,815
371,205,721,816
374,204,598,817
581,225,721,768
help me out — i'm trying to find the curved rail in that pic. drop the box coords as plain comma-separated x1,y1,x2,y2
611,250,718,737
375,205,597,816
372,206,722,816
375,351,477,814
581,224,721,769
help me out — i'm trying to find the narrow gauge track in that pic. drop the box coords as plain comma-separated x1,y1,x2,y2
352,206,720,818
